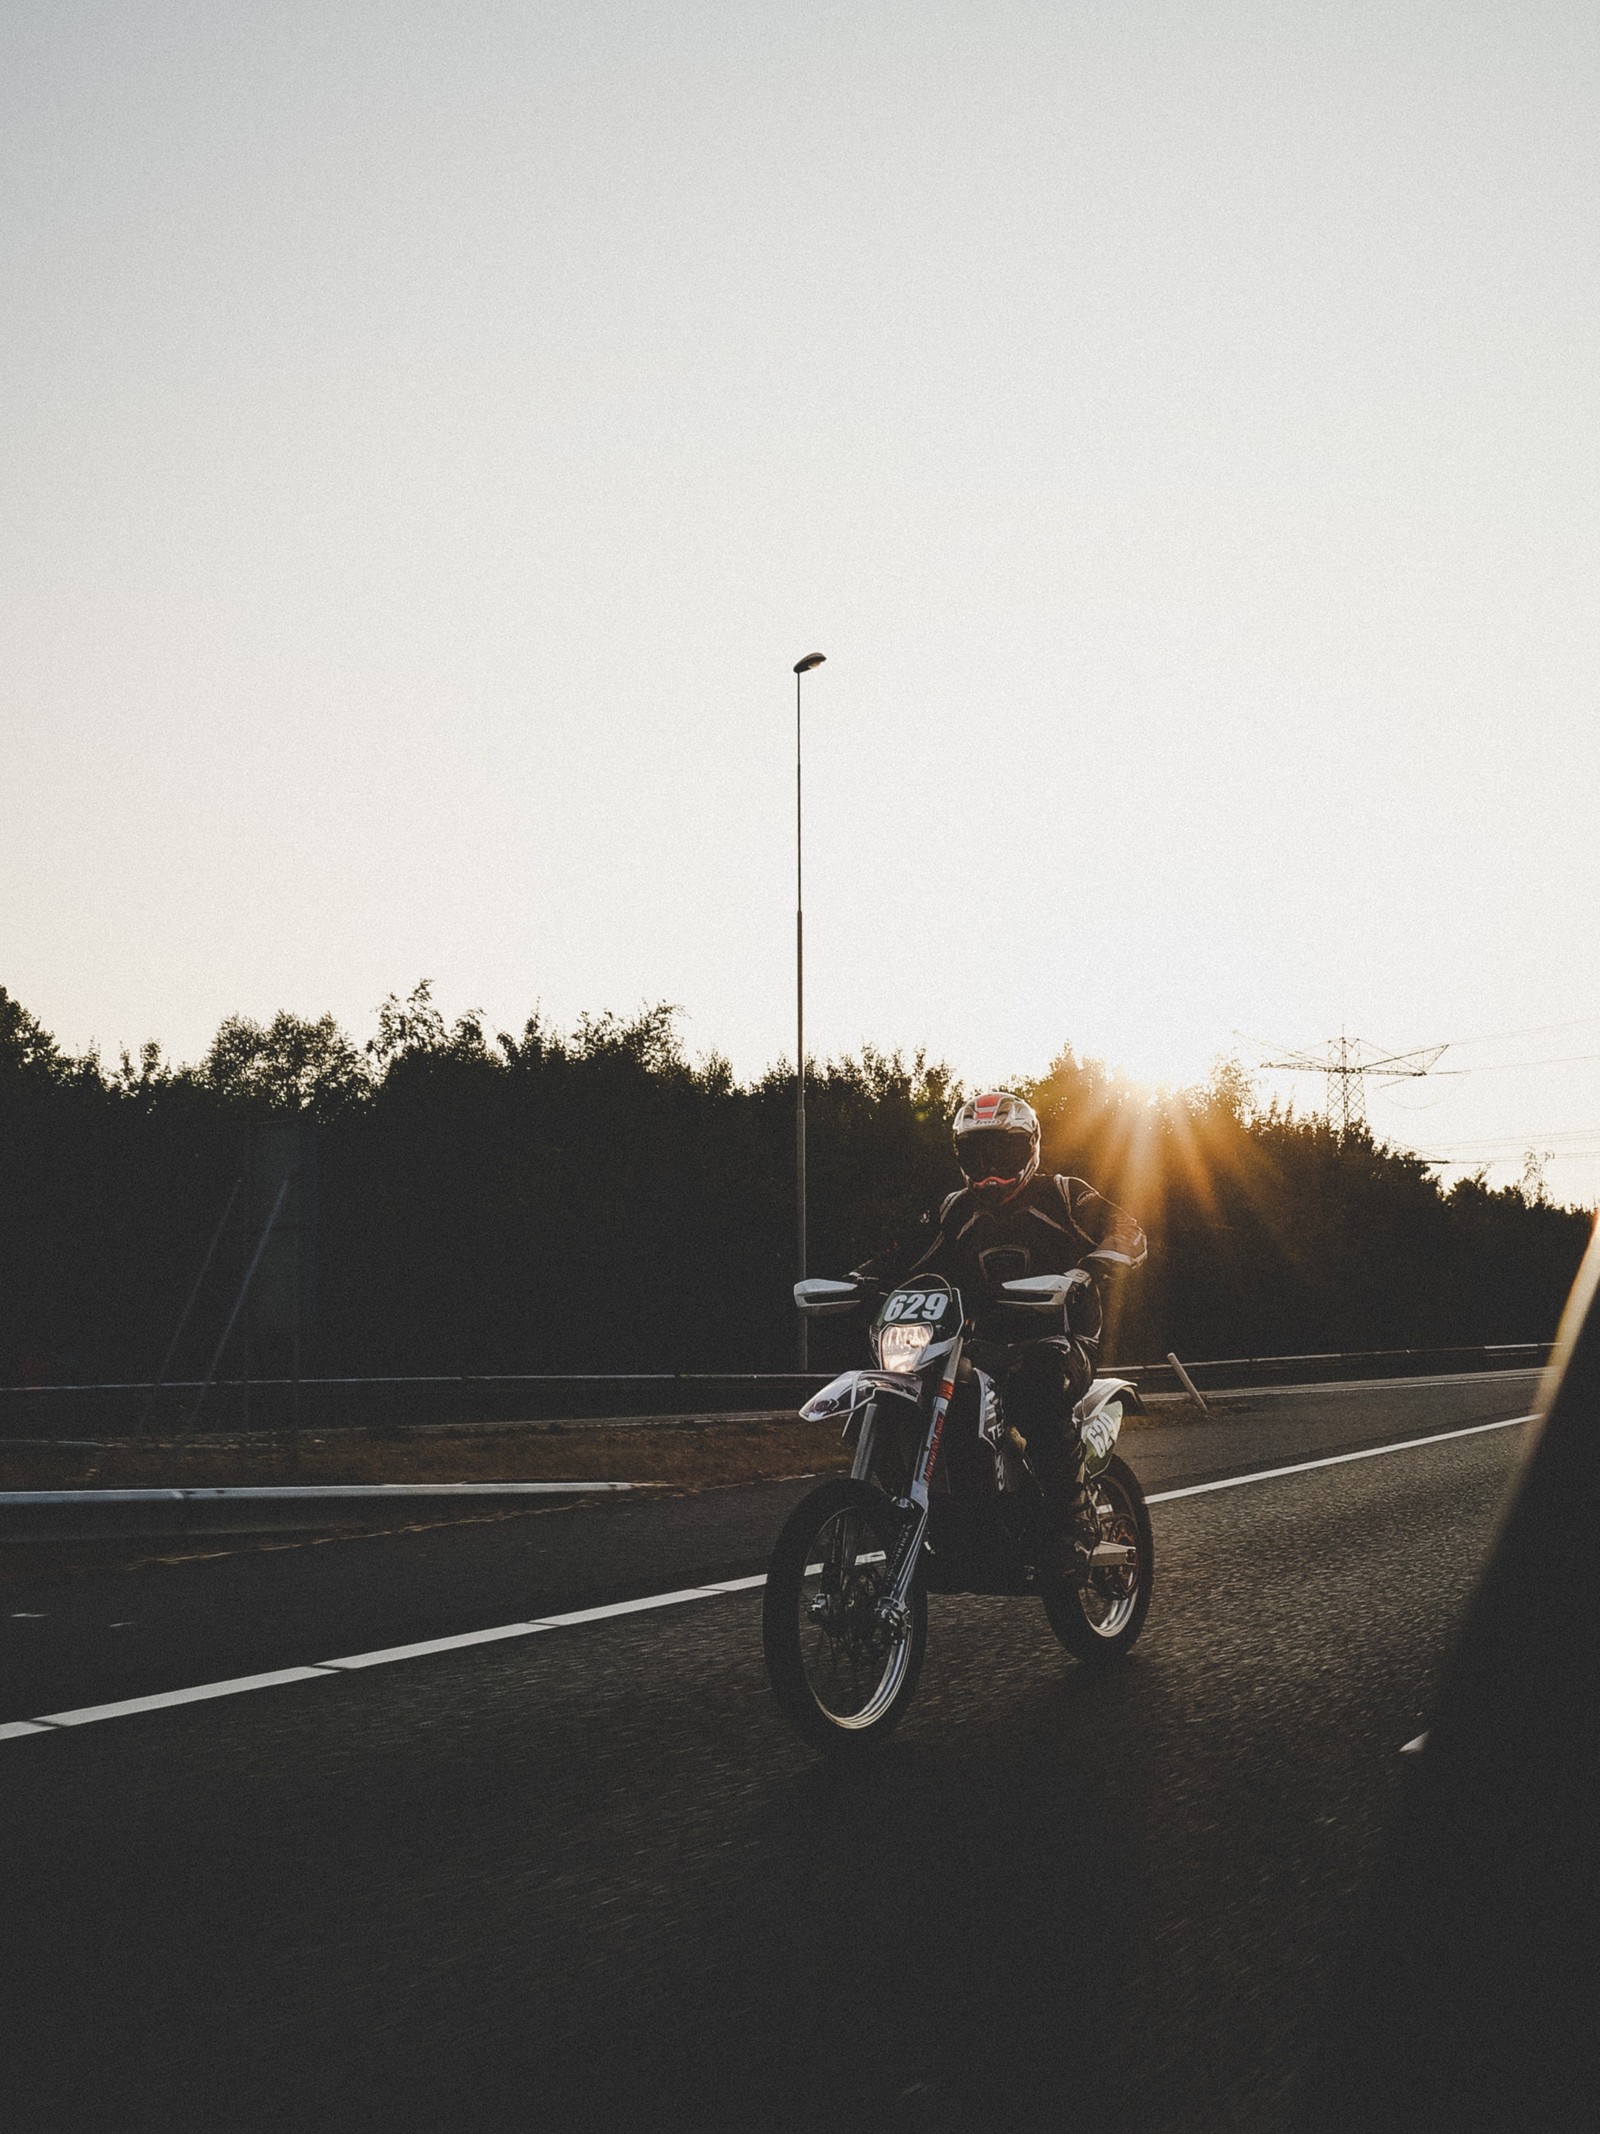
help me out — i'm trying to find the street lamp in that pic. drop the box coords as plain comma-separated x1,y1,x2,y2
793,652,825,1370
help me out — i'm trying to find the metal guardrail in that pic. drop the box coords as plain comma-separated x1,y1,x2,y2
1130,1341,1550,1394
1146,1341,1548,1374
0,1345,1552,1544
0,1371,832,1441
0,1343,1553,1441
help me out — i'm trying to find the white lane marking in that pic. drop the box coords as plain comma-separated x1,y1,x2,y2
38,1666,334,1727
1203,1368,1539,1403
535,1586,722,1627
1143,1413,1535,1504
1,1410,1536,1744
323,1622,551,1670
328,1584,779,1667
1401,1733,1428,1755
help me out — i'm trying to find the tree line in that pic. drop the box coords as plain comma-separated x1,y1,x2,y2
0,981,1590,1385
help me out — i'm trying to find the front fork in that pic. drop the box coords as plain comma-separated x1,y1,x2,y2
875,1331,964,1629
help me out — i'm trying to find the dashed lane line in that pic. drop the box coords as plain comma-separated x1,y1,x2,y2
1,1421,1534,1744
321,1622,554,1672
37,1666,334,1729
6,1576,776,1731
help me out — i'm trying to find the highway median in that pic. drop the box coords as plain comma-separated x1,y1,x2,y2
0,1409,858,1531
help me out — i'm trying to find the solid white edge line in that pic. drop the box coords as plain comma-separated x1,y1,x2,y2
1205,1367,1540,1402
3,1410,1538,1743
1143,1414,1536,1504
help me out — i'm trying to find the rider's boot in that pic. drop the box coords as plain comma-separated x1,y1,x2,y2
1065,1470,1100,1580
1035,1446,1098,1583
1006,1347,1099,1581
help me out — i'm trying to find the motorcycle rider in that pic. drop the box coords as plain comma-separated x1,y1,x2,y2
853,1091,1146,1575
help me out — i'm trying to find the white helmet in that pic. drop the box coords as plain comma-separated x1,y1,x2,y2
952,1091,1041,1194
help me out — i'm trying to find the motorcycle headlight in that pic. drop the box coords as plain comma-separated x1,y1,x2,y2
878,1321,934,1373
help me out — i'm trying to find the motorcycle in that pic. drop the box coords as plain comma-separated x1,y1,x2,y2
762,1270,1153,1753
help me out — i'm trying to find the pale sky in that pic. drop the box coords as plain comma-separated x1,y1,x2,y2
4,1,1597,1198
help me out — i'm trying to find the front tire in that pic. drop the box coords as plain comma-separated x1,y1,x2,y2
1041,1453,1153,1663
763,1478,928,1753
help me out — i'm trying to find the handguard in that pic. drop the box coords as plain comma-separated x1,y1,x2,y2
799,1369,922,1425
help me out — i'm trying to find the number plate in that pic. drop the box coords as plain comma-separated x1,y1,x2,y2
878,1287,959,1330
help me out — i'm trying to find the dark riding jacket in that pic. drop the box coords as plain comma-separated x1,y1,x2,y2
854,1174,1147,1408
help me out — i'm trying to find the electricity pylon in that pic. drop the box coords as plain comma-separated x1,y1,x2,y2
1520,1148,1555,1204
1260,1032,1448,1141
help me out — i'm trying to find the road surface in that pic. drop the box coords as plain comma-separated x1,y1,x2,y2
1,1371,1539,2131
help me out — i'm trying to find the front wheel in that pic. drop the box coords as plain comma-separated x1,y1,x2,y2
1041,1453,1153,1663
762,1478,927,1753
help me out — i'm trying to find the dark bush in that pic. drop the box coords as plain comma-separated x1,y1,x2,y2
0,984,1588,1382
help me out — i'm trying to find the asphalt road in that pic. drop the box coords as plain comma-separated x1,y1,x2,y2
1,1372,1538,2132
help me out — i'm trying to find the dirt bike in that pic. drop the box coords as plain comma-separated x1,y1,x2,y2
762,1271,1153,1753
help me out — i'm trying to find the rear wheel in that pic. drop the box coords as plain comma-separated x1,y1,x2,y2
1041,1453,1153,1663
762,1478,927,1753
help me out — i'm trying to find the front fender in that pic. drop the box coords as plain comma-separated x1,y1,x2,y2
1080,1375,1142,1419
800,1369,923,1425
1075,1376,1141,1476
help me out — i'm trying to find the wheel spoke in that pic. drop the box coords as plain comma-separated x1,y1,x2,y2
796,1506,912,1727
1079,1483,1141,1636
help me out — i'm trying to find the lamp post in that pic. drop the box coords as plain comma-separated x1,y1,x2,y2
793,652,825,1371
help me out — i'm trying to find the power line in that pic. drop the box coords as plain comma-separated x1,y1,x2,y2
1414,1126,1600,1154
1257,1031,1448,1141
1420,1050,1600,1077
1244,1027,1599,1173
1432,1014,1600,1051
